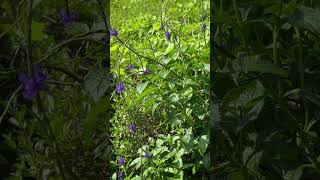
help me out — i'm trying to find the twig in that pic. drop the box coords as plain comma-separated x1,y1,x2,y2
115,36,184,80
46,80,81,86
0,85,22,125
35,30,106,63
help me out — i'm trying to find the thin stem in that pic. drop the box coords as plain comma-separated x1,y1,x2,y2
46,80,81,86
295,27,309,131
96,0,110,31
0,86,22,125
35,30,106,63
232,0,246,47
64,0,70,15
295,28,304,88
273,0,283,96
115,36,183,80
26,0,33,75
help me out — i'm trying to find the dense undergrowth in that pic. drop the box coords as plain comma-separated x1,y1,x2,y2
110,0,210,179
211,0,320,179
0,0,111,179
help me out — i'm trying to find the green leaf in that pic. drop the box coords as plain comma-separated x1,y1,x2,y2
203,152,210,169
83,97,108,142
198,135,208,156
137,82,149,94
165,43,175,54
222,80,265,108
129,157,143,167
112,172,117,180
31,22,45,41
289,6,320,35
232,55,288,77
84,68,110,102
169,93,179,102
168,170,183,180
283,88,320,108
65,22,90,35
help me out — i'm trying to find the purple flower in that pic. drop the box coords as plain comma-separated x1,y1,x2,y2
59,9,76,25
115,82,125,94
201,22,206,32
165,32,171,41
142,68,151,76
127,64,135,70
18,73,37,100
111,29,118,36
118,157,125,165
144,152,150,159
18,65,46,100
33,65,46,89
117,172,124,180
129,123,137,134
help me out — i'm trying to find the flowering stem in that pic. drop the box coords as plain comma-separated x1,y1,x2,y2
96,0,110,31
115,36,183,80
64,0,70,15
26,0,33,75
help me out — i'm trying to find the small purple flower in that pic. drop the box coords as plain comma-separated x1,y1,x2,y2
59,9,76,25
165,32,171,41
18,74,37,100
142,68,151,76
18,65,46,100
118,157,125,165
201,22,206,32
117,172,124,180
111,29,118,36
144,152,150,159
115,82,125,94
129,123,137,134
127,64,135,70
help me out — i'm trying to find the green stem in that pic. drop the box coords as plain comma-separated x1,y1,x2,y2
273,25,282,96
232,0,246,48
26,0,33,75
0,86,22,125
64,0,70,15
295,28,309,130
295,28,304,88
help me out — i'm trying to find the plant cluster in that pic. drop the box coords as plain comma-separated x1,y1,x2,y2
0,0,112,179
211,0,320,179
110,0,210,179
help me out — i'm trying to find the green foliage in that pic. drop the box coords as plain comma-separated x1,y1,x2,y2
212,0,320,179
110,0,209,179
0,0,111,179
